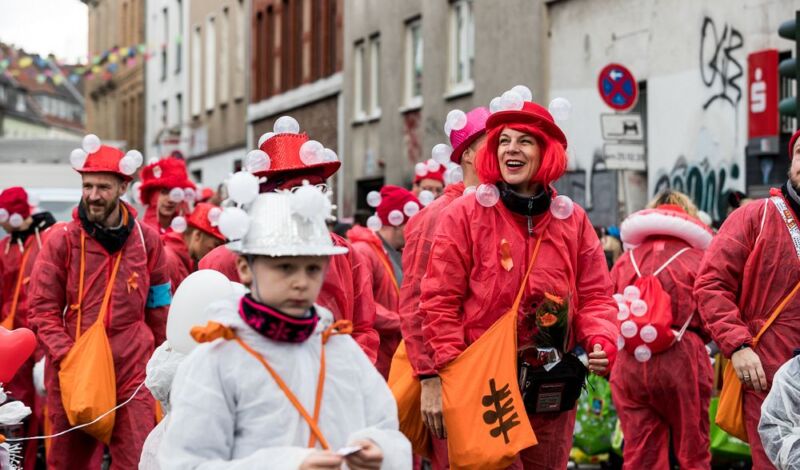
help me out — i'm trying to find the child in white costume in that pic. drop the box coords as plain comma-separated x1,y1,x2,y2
158,185,411,469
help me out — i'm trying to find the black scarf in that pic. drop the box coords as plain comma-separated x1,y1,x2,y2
239,294,319,343
10,212,56,245
782,181,800,220
78,203,134,254
498,182,552,217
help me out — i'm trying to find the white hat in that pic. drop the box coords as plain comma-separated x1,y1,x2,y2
222,184,347,257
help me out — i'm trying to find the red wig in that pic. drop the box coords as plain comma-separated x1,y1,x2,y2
475,123,567,186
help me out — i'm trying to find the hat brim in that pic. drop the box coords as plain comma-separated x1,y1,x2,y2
233,243,349,257
486,110,568,149
256,161,341,180
75,168,134,182
187,221,226,242
451,129,487,164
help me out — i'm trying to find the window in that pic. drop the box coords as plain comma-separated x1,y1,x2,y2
368,34,380,117
15,94,25,112
405,18,423,107
205,16,216,111
448,0,474,93
161,8,168,81
353,40,366,120
176,93,182,126
176,0,182,73
220,7,230,104
234,0,245,99
161,99,168,125
191,169,202,182
191,25,202,116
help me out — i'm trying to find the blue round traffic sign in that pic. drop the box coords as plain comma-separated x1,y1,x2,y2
598,63,638,112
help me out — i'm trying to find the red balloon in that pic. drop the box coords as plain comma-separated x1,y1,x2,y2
0,327,36,384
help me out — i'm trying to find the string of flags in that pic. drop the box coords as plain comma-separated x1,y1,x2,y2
0,36,183,86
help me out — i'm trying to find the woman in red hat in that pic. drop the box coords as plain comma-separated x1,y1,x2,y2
138,157,196,235
609,191,714,469
418,95,618,468
347,186,421,378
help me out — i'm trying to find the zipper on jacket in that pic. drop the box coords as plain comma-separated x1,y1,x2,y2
527,197,535,236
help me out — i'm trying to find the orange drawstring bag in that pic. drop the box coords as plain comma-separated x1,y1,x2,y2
388,341,431,457
437,235,545,470
58,231,121,444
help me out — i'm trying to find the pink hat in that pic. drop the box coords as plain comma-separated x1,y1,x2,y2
449,107,490,164
789,129,800,159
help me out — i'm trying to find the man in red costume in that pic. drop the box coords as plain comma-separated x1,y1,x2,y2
412,165,445,200
0,187,60,470
695,129,800,469
28,137,172,469
199,122,379,362
138,156,195,235
398,106,489,468
162,202,226,290
347,186,421,378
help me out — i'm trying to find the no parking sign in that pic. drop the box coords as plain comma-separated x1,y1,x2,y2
598,63,639,112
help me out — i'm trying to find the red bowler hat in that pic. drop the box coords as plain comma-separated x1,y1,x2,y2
449,107,490,164
486,101,568,150
186,202,226,242
71,134,143,181
139,157,196,205
0,187,31,221
255,133,340,180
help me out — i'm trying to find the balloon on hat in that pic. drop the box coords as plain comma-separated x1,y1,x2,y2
184,187,197,202
218,207,250,240
322,148,338,163
70,148,88,170
9,214,23,228
245,149,271,173
82,134,102,154
489,96,503,114
258,132,275,147
445,109,468,136
208,207,222,226
500,90,524,111
169,187,185,203
366,214,382,232
426,159,441,173
511,84,533,102
366,191,382,208
414,162,428,177
273,115,300,134
431,143,452,165
126,149,144,168
0,209,8,223
299,140,325,165
0,326,37,384
167,270,236,354
403,201,420,218
549,97,572,122
388,210,404,227
226,171,259,205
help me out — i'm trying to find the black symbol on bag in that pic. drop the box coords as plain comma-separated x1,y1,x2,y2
482,378,521,444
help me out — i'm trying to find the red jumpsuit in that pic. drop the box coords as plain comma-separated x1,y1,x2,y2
162,231,193,292
198,233,380,363
610,237,713,469
347,225,401,378
28,204,172,470
141,204,171,235
419,194,618,469
695,194,800,469
0,217,61,470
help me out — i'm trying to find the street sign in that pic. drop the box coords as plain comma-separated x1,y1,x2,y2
598,63,639,112
604,143,646,171
600,113,643,142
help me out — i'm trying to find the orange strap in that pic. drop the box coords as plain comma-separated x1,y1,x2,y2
369,243,400,295
1,245,32,330
511,234,546,312
753,278,800,347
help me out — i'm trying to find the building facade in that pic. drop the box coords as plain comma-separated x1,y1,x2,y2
144,0,189,160
341,0,549,217
83,0,146,152
184,0,249,189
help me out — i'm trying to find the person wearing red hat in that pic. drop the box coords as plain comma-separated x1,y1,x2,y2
199,120,380,363
694,129,800,468
412,165,445,200
347,186,421,378
162,203,227,290
138,157,196,235
609,191,715,469
398,106,489,468
418,95,618,468
0,186,61,470
28,136,172,470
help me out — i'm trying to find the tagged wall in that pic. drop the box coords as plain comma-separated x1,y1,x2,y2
547,0,797,222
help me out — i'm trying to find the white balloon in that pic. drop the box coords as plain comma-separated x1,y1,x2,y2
511,85,533,102
388,209,405,227
630,299,648,317
463,186,477,196
549,97,572,122
444,120,453,137
500,90,524,111
322,148,338,162
169,187,185,203
640,324,658,343
171,216,187,233
208,207,222,226
125,150,144,168
119,156,138,176
620,320,638,339
226,171,260,205
0,208,10,223
426,159,441,173
623,285,641,303
403,201,420,218
184,187,197,202
366,191,382,208
431,144,452,165
258,132,275,147
613,293,625,304
218,207,250,240
9,213,24,227
273,115,300,134
82,134,101,154
617,303,630,321
446,109,468,131
366,215,382,231
414,162,428,177
476,184,500,208
167,270,235,354
616,335,625,350
246,149,271,173
634,344,652,363
550,195,574,219
445,165,464,185
70,148,88,169
418,190,435,207
299,140,325,166
489,96,503,114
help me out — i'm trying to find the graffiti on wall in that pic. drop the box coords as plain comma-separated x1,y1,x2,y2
700,16,744,110
653,156,741,222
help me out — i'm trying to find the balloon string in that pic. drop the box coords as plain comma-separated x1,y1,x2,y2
3,380,146,442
